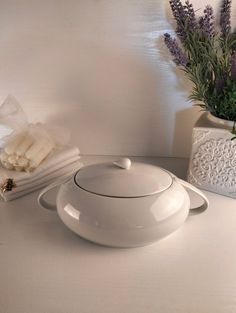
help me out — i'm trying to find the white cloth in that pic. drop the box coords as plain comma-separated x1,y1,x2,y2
0,146,82,201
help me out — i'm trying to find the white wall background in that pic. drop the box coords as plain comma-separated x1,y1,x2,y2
0,0,235,157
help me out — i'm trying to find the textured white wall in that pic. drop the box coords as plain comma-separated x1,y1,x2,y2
0,0,235,156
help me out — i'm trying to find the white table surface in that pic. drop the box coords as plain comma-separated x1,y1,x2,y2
0,156,236,313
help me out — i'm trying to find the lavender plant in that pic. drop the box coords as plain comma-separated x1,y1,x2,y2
164,0,236,124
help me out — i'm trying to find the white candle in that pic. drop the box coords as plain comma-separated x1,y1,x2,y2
2,160,14,170
16,135,34,156
8,154,18,165
4,133,25,155
18,156,29,168
29,141,54,169
0,152,9,162
25,139,47,160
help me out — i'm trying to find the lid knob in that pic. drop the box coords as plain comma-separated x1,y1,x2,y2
113,158,131,170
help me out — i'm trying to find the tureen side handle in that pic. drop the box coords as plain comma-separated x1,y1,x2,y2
37,177,71,211
175,177,209,215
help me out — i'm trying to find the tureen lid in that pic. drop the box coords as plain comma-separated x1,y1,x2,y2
74,158,173,198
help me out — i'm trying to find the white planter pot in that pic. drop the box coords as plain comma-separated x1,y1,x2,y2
188,112,236,198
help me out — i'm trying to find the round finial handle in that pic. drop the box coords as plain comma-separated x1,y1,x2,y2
113,158,132,170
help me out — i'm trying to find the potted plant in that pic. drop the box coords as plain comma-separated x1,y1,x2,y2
164,0,236,198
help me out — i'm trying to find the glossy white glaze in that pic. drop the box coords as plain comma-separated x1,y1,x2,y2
56,177,190,247
75,158,173,197
38,160,209,247
113,158,131,170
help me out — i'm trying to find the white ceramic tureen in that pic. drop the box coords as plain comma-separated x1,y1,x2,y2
38,158,209,248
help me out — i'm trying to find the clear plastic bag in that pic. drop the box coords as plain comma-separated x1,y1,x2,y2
0,95,70,172
0,95,28,147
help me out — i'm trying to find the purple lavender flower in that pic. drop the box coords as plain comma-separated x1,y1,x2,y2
169,0,198,43
169,0,188,43
184,0,197,30
231,51,236,80
199,5,215,38
220,0,232,38
164,33,188,66
169,0,185,21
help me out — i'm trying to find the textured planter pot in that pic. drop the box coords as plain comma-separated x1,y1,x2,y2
187,112,236,198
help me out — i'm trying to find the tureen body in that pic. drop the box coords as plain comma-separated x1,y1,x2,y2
38,158,208,247
56,178,190,247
